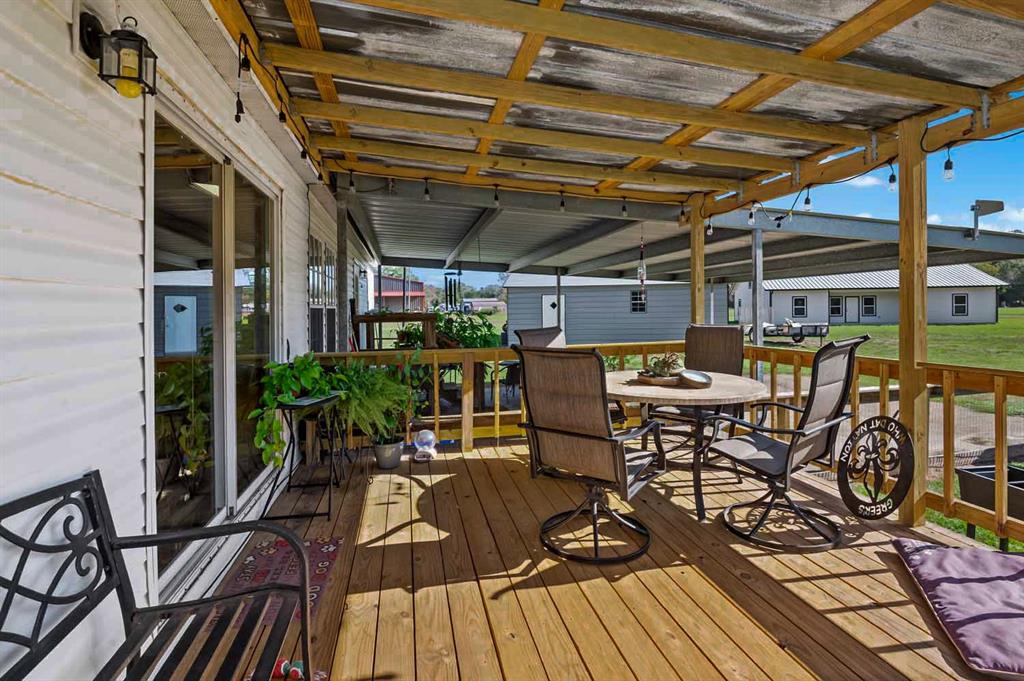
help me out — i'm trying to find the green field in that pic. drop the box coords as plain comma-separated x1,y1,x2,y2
822,307,1024,373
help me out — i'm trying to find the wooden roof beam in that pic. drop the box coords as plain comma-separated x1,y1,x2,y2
346,0,982,107
946,0,1024,21
295,99,793,172
466,0,565,177
598,0,941,191
264,43,874,146
282,0,357,162
709,95,1024,216
313,135,741,191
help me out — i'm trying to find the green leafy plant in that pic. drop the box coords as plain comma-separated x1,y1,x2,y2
399,309,500,349
645,352,681,378
156,357,212,478
248,351,334,467
329,359,418,444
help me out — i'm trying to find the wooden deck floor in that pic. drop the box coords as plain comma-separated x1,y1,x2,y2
235,441,982,681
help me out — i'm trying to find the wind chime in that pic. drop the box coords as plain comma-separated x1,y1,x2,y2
636,223,647,299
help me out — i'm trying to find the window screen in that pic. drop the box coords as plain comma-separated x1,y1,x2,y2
829,296,842,317
792,296,807,318
862,296,877,316
630,290,647,313
952,293,968,316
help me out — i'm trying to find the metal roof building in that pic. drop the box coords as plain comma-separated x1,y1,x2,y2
761,264,1007,290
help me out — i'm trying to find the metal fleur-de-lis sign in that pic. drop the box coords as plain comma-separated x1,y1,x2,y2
837,416,914,519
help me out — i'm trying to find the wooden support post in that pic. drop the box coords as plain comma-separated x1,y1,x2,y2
688,196,705,324
897,115,930,526
461,352,475,451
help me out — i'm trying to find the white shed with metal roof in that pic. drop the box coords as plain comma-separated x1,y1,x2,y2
735,265,1007,326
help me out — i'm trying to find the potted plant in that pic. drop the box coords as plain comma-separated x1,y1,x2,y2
249,352,333,467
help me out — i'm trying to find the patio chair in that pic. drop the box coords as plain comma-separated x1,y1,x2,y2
514,325,626,423
698,335,869,550
651,324,744,445
513,345,666,563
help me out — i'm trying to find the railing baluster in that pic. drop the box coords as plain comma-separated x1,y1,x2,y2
879,364,890,418
432,353,440,437
461,352,474,452
642,346,648,369
769,352,778,429
943,370,955,514
850,359,861,426
793,355,802,410
618,352,625,371
994,376,1008,540
493,350,500,443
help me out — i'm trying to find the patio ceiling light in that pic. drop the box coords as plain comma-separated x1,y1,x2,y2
559,190,565,212
943,148,955,182
79,13,157,99
348,171,356,194
493,185,500,208
423,178,431,201
888,163,897,192
802,188,812,212
620,197,628,218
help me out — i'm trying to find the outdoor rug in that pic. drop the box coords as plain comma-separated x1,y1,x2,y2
894,538,1024,680
207,535,342,629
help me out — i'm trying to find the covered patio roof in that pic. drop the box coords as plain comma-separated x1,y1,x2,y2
347,176,1024,282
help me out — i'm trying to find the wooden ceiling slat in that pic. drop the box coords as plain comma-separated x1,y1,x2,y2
945,0,1024,21
264,43,874,146
466,0,565,178
343,0,982,107
313,135,739,191
598,0,940,191
296,99,793,172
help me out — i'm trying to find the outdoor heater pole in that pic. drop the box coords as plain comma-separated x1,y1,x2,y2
751,228,764,379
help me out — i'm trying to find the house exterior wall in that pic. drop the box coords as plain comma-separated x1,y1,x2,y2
736,283,999,325
507,284,726,345
0,1,332,676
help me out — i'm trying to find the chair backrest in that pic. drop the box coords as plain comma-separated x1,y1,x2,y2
514,326,566,348
789,335,870,469
683,324,744,376
0,471,135,680
513,345,618,482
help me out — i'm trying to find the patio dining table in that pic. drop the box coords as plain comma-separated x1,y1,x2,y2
605,369,769,521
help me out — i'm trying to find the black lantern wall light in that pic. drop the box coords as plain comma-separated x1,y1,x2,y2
79,12,157,98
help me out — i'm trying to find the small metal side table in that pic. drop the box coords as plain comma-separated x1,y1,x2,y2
261,392,342,521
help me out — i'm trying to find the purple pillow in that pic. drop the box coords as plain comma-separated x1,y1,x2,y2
894,538,1024,680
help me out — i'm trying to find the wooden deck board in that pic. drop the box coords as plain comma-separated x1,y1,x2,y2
227,441,983,681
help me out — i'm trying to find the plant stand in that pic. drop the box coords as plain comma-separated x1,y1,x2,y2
260,392,342,521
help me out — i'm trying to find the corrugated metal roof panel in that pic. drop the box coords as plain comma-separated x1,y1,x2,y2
762,264,1007,291
505,273,681,288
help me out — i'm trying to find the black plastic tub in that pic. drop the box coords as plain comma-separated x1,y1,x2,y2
954,464,1023,550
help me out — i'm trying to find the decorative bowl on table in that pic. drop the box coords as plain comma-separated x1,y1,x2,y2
635,369,713,388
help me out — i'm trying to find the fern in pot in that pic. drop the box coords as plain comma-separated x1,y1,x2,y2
330,360,416,470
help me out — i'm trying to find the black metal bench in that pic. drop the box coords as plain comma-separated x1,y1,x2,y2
0,471,310,681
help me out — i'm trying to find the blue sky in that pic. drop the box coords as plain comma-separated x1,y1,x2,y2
411,133,1023,289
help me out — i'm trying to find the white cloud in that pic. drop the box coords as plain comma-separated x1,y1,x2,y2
979,204,1024,233
846,175,883,188
855,212,873,218
927,213,943,224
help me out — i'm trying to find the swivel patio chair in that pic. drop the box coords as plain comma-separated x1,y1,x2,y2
513,345,666,563
514,325,626,424
698,335,869,550
651,324,745,447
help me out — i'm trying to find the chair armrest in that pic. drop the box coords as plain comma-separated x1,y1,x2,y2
703,413,797,438
612,419,660,444
798,412,853,437
749,401,805,426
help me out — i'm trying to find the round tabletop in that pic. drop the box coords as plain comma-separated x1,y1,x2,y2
605,370,769,406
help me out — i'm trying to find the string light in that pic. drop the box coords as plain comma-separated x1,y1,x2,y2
348,170,356,194
943,147,955,182
234,92,244,123
677,203,686,228
620,197,628,218
887,162,897,192
493,185,500,207
802,187,812,212
747,209,756,226
705,219,714,236
637,223,646,294
238,35,251,73
559,190,565,212
423,178,431,201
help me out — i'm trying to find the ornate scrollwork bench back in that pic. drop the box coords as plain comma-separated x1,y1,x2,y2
0,471,134,680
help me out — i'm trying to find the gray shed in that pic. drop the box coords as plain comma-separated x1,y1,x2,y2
505,274,727,345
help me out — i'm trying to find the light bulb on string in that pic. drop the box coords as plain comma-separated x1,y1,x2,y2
943,148,954,182
637,224,646,293
559,190,566,212
803,188,812,212
423,178,431,201
747,209,755,226
706,220,714,236
677,203,686,228
887,163,897,193
348,171,356,194
234,92,244,123
621,197,628,218
493,185,500,208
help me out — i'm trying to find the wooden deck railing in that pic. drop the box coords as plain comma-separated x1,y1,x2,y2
317,342,1022,544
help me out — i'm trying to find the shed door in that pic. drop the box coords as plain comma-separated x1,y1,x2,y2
164,295,197,354
541,294,565,328
844,296,860,323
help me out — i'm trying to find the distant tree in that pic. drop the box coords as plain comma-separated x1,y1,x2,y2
381,265,421,282
979,259,1024,306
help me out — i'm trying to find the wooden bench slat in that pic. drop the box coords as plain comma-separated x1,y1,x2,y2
252,594,299,681
127,613,188,681
185,602,243,680
214,595,272,681
153,608,217,681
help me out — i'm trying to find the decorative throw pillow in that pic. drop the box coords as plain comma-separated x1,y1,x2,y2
894,538,1023,680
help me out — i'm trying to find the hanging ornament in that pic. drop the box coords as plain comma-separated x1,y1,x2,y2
637,224,647,296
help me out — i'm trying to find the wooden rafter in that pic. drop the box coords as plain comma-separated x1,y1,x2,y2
466,0,564,178
264,43,874,145
709,95,1024,217
343,0,982,107
598,0,940,191
946,0,1024,21
295,99,793,172
322,159,698,203
207,0,324,173
283,0,357,162
313,136,739,191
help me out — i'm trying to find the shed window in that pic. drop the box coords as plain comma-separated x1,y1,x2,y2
862,296,877,317
952,293,969,316
829,296,842,317
630,290,647,313
792,296,807,318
